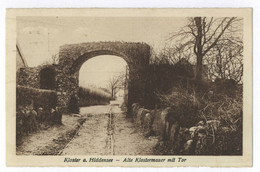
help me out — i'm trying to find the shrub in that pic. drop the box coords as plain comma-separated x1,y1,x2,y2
78,86,112,107
16,86,57,109
16,86,58,145
156,83,243,155
156,86,200,128
197,86,243,155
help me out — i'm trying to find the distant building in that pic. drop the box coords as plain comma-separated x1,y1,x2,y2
17,26,51,66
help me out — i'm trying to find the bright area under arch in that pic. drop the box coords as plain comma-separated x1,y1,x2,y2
78,55,128,107
79,55,128,89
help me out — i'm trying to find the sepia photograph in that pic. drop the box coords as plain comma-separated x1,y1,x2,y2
6,8,252,167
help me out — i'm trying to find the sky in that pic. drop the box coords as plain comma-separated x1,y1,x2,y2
17,16,186,88
17,16,187,66
79,55,127,88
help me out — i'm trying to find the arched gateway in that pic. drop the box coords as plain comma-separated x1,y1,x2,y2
56,42,150,115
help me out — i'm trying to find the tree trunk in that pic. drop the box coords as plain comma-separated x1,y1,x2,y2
194,17,203,82
111,88,114,99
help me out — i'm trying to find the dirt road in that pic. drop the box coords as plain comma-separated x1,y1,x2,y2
17,104,158,155
61,105,157,155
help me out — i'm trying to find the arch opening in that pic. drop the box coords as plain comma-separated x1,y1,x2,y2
57,42,150,115
77,55,129,109
40,67,56,90
70,50,131,75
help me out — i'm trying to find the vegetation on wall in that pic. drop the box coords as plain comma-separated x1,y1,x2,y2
146,17,243,155
16,85,57,109
154,79,242,155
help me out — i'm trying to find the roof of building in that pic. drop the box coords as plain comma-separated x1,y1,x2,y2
16,41,28,68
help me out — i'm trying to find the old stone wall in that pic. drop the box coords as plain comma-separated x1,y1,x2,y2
56,42,150,114
55,64,79,113
16,42,209,117
17,65,59,89
17,67,41,88
16,86,61,143
131,103,221,155
16,65,61,123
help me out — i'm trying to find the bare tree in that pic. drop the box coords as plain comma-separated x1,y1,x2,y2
169,17,242,81
107,73,126,99
51,53,59,64
40,53,59,66
205,38,243,82
150,43,193,65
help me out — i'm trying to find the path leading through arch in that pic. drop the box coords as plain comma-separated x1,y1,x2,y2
56,42,150,114
61,104,158,155
16,103,158,155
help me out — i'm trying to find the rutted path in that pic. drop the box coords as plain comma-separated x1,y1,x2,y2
16,104,158,155
61,106,111,155
113,108,157,155
61,105,157,155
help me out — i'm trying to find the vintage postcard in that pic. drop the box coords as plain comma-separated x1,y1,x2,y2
6,8,252,167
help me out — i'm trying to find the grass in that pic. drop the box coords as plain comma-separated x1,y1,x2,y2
156,82,243,155
78,86,112,107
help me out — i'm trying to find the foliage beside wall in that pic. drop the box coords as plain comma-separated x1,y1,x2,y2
134,80,243,155
16,86,57,109
78,86,112,107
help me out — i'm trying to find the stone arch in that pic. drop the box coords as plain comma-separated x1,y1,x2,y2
56,42,150,115
40,67,56,90
69,50,131,75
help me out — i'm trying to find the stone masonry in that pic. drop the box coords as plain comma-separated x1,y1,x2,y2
17,41,208,116
56,42,151,114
